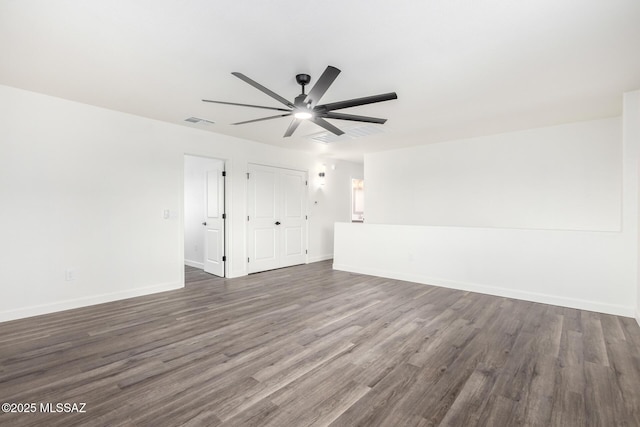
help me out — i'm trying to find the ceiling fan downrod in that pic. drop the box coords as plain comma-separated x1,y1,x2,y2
295,74,311,95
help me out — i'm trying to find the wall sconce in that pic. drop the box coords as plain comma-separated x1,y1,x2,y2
318,164,326,186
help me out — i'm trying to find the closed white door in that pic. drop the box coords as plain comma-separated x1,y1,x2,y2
247,165,280,273
280,169,306,267
204,166,225,277
247,164,307,273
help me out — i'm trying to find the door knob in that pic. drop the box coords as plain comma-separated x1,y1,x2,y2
275,221,281,225
202,222,207,226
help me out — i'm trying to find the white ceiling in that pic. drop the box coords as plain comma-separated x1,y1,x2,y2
1,1,639,162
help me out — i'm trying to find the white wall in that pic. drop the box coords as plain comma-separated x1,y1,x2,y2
335,92,640,317
184,155,224,269
366,118,622,231
307,162,364,262
0,84,362,321
334,222,635,316
627,92,640,324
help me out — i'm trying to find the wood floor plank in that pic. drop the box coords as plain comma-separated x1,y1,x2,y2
1,261,640,426
328,363,421,427
584,361,627,426
604,341,640,424
582,312,611,367
437,365,499,427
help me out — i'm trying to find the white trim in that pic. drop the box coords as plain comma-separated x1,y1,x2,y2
636,310,640,328
308,254,333,263
333,263,636,318
184,259,204,269
0,281,183,323
226,270,247,279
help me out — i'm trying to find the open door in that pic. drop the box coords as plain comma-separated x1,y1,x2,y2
184,155,225,277
204,166,225,277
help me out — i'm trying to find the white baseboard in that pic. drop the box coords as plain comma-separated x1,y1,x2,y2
333,263,635,318
184,259,204,269
0,281,183,323
308,254,333,263
636,311,640,328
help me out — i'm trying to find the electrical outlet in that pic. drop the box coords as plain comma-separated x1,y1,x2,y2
65,269,77,281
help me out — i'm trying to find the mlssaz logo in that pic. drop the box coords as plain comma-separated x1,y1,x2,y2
40,403,87,413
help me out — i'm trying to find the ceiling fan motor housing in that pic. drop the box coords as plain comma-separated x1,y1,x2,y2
294,93,309,108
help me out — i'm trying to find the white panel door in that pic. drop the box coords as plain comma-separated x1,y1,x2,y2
247,164,307,273
247,165,280,273
280,169,306,268
204,166,225,277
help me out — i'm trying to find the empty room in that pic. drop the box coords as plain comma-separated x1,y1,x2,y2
1,1,640,426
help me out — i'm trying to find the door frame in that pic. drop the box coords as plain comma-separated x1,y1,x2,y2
182,153,230,278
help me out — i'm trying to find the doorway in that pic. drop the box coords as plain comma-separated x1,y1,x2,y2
184,155,226,277
351,178,364,222
247,163,307,274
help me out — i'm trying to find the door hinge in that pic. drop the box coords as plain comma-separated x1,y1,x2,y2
246,172,250,179
305,215,308,220
222,213,226,219
305,180,308,186
222,171,226,177
305,249,308,254
222,255,226,262
247,257,250,263
247,215,250,221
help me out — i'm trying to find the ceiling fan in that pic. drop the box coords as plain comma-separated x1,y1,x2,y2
203,66,397,138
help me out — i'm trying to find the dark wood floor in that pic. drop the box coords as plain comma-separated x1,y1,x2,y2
1,261,640,426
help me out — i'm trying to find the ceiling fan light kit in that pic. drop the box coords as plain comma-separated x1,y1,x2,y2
294,111,313,120
203,66,397,138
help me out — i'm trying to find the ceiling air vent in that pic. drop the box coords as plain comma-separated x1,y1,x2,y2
185,117,215,125
308,124,386,144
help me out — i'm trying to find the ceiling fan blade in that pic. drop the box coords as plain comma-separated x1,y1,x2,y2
283,119,302,138
323,112,387,124
311,117,345,136
202,99,291,112
317,92,398,112
304,66,341,108
232,113,292,125
232,72,293,108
